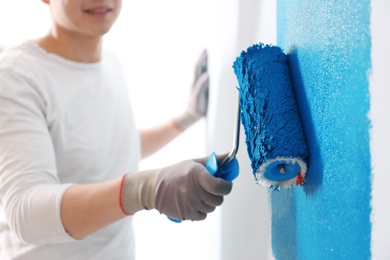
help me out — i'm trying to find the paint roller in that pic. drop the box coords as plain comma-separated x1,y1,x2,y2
169,43,307,222
233,43,308,190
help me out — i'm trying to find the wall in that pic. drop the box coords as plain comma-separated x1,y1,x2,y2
207,0,275,259
369,0,390,259
273,1,372,259
211,0,390,259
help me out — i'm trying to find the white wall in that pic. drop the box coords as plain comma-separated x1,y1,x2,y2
370,1,390,259
0,1,50,47
207,0,276,259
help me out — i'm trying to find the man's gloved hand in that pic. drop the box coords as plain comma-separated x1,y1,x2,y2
174,50,209,131
120,155,235,221
154,157,232,220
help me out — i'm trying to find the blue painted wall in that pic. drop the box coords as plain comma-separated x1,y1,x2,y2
271,1,372,259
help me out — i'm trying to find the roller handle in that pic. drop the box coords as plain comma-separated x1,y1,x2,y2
168,152,238,223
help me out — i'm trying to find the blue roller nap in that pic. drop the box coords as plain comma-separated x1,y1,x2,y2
233,43,308,189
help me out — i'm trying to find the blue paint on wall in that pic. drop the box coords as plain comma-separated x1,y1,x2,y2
271,1,372,259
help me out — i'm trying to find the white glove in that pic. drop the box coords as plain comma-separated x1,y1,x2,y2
120,155,233,221
174,50,209,131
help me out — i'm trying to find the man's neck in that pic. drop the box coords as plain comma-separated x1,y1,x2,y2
36,26,103,63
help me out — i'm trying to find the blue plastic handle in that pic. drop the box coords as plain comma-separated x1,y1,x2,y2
168,152,239,223
205,152,219,175
208,152,239,182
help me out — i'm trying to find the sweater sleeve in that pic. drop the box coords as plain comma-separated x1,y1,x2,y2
0,68,76,244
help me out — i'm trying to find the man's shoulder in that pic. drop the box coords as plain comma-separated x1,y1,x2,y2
0,41,39,71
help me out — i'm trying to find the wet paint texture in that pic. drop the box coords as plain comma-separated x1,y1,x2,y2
271,1,372,259
233,44,308,188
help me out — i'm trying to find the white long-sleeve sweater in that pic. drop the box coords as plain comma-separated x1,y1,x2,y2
0,41,141,259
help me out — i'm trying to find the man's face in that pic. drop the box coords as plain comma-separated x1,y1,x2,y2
45,0,122,37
